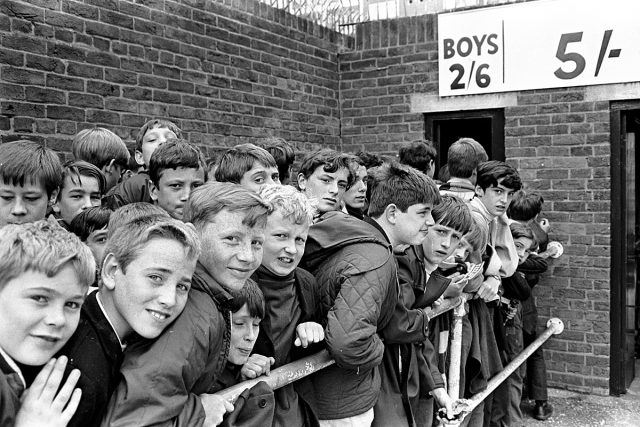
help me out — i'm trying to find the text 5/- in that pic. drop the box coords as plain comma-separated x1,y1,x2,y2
554,30,621,80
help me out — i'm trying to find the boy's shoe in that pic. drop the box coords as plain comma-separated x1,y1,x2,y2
534,401,553,420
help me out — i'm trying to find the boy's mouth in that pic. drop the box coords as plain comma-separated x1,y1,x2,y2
32,334,61,343
147,309,170,321
277,256,294,264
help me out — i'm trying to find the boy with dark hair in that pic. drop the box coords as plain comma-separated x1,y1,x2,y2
69,206,113,284
104,182,272,426
439,137,489,201
215,143,280,192
0,220,95,426
59,215,201,427
297,149,355,217
398,140,438,178
355,151,384,169
71,128,130,191
53,160,107,229
257,137,296,185
148,139,207,221
301,162,440,426
0,141,63,228
342,157,368,220
102,119,181,208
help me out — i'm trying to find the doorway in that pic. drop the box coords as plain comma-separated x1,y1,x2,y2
424,109,505,174
611,103,640,395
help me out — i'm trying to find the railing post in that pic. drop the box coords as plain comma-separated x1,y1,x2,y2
447,298,467,401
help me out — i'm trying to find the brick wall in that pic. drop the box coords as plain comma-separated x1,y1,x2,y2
0,0,343,157
339,16,611,394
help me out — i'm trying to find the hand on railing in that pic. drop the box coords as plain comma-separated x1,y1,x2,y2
294,321,325,347
201,394,234,426
241,354,275,380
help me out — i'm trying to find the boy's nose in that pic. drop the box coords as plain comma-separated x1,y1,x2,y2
11,198,27,216
157,286,177,308
44,305,66,327
424,212,435,228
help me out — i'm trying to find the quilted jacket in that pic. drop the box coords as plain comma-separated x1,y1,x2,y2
300,212,398,420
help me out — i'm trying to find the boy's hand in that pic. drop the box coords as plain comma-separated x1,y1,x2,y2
240,354,275,380
294,322,325,347
15,356,82,427
443,273,468,298
201,394,234,427
431,387,454,419
477,276,500,302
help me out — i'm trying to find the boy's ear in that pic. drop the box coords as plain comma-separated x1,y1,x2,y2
297,173,307,191
134,149,145,167
101,253,120,291
384,203,398,225
48,188,60,210
475,186,485,198
149,180,159,202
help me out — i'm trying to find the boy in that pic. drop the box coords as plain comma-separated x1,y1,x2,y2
439,138,488,201
342,157,368,220
53,160,107,229
215,143,280,192
69,206,113,287
399,140,438,179
148,139,207,221
0,141,63,228
300,162,439,425
252,184,324,426
58,214,201,427
257,137,296,185
102,119,180,208
0,220,95,425
103,182,271,426
297,149,354,217
376,195,472,427
71,128,130,191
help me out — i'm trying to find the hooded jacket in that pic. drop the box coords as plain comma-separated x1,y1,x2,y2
300,212,398,420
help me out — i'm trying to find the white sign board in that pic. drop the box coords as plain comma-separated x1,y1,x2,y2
438,0,640,96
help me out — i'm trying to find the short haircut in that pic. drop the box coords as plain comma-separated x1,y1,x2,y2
0,220,95,289
509,221,538,250
257,137,295,184
507,191,544,222
465,214,490,253
259,184,314,225
69,206,113,241
148,139,208,185
398,140,437,174
60,160,107,195
355,151,385,169
0,140,63,197
228,278,265,319
184,182,272,231
135,119,182,151
107,203,170,238
476,160,522,191
297,149,355,188
367,162,441,219
72,128,130,169
214,143,277,184
104,216,201,274
447,138,489,179
432,195,473,235
437,164,450,183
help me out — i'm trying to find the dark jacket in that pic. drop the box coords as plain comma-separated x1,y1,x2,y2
518,255,549,334
251,267,322,427
300,212,398,419
0,351,24,427
102,263,232,427
102,172,152,209
58,291,124,427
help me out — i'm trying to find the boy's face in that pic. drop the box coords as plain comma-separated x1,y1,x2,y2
136,126,177,167
0,180,54,228
54,175,102,225
228,303,261,365
151,167,205,221
86,226,109,267
475,179,517,217
239,162,280,193
262,210,308,277
0,266,85,365
392,203,434,246
199,209,265,291
453,238,473,263
103,237,196,339
343,165,367,210
421,223,463,268
298,166,349,214
514,236,534,265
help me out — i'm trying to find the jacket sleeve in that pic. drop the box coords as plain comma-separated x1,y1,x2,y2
324,251,395,372
502,272,531,301
494,213,519,278
518,254,548,275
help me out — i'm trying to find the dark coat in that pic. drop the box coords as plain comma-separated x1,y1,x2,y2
102,172,152,209
300,212,398,419
518,255,548,334
58,291,124,427
102,262,233,427
0,351,24,427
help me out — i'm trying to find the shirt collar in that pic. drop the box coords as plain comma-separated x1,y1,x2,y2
0,346,25,389
96,292,127,351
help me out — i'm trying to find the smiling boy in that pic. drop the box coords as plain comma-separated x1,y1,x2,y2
215,143,280,192
297,149,354,217
149,139,207,221
103,182,271,427
0,220,95,426
53,161,106,228
0,141,63,228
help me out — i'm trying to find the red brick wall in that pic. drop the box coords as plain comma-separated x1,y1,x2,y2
0,0,342,156
339,16,611,394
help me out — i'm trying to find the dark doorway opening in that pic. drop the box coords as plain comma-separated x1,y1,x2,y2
424,109,505,176
611,103,640,395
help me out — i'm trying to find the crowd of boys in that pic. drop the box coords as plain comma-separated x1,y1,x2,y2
0,120,560,427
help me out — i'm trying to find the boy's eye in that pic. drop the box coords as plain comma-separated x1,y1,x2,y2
25,196,42,202
254,177,264,184
31,295,48,304
252,240,263,248
65,301,81,310
148,274,163,283
295,237,306,244
320,178,330,183
0,195,13,201
224,236,239,243
169,183,182,189
338,183,347,190
177,283,190,292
